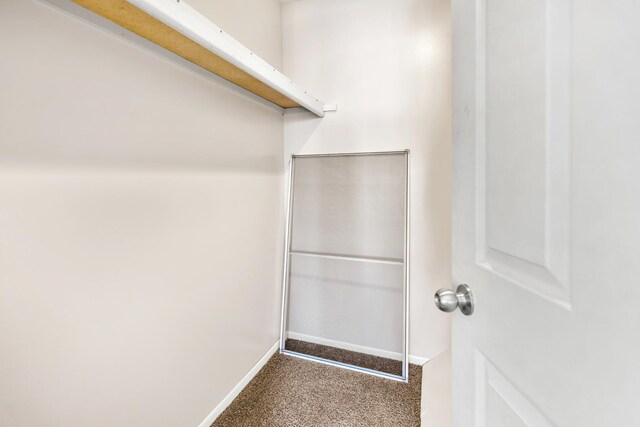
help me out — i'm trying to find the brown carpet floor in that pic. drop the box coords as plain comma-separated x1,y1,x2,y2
285,339,403,376
212,347,422,427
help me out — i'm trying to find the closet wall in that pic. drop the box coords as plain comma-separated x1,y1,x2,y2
0,0,284,425
282,0,452,423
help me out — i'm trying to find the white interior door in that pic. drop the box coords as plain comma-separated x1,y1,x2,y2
451,0,640,425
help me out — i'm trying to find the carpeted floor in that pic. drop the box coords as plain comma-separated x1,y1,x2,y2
212,345,422,427
285,339,404,376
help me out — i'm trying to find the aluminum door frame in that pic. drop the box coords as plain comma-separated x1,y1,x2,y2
278,150,410,382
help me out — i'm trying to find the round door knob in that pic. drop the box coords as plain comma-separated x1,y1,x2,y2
434,284,474,316
434,289,459,312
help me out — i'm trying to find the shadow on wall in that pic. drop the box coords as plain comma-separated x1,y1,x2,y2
283,109,323,156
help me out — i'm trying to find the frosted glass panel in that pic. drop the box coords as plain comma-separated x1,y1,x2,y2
282,152,408,379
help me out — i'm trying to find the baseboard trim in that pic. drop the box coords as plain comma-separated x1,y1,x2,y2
287,332,429,366
197,340,280,427
410,354,429,366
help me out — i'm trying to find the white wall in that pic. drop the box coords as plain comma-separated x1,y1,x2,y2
0,0,284,426
281,0,452,421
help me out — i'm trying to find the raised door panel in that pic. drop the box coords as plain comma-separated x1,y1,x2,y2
476,0,571,308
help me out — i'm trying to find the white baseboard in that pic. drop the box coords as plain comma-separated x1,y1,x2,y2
197,340,280,427
287,332,429,366
410,354,429,366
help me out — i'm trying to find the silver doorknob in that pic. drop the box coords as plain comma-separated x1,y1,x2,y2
434,284,474,316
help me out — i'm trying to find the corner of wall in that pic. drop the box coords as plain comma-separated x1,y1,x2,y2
420,349,452,426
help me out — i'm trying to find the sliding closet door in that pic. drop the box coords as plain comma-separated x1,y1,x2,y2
281,151,409,381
